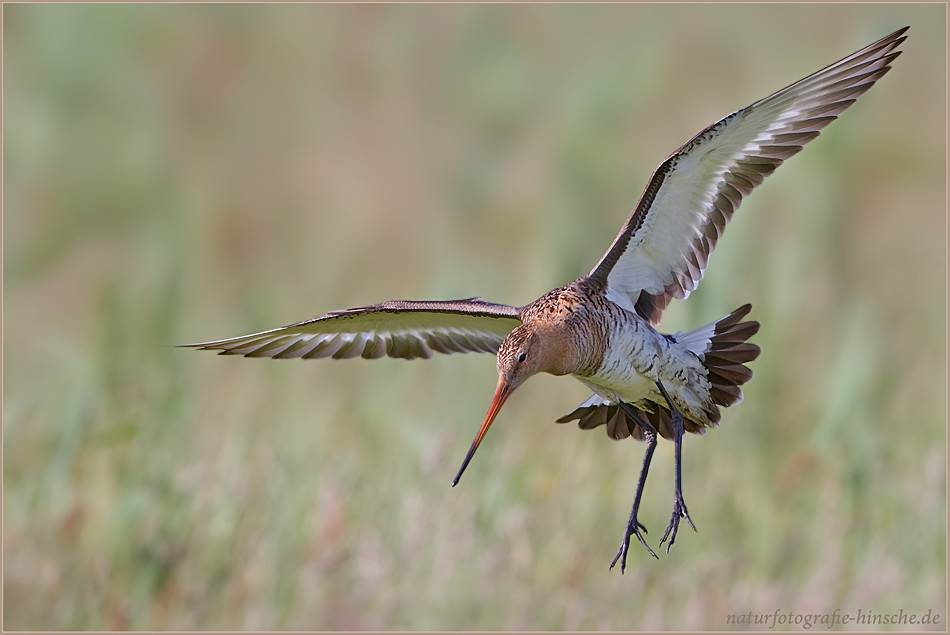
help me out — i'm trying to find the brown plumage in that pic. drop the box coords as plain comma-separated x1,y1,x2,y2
185,28,907,571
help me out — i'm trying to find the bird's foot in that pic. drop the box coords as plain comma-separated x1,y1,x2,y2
610,517,657,573
659,492,696,553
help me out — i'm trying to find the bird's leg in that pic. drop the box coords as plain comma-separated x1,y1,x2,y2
610,402,659,572
655,380,696,552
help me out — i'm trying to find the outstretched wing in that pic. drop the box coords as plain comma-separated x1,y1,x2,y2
587,27,907,325
183,298,522,360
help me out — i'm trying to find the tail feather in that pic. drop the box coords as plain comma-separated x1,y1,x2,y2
710,383,742,404
710,322,760,346
690,304,761,412
707,363,753,387
703,342,759,364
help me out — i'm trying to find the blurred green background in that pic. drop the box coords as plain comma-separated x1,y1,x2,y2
3,4,945,630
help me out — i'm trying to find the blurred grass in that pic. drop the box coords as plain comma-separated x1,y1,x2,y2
3,3,946,630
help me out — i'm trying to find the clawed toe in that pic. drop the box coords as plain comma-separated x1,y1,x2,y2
610,517,658,573
659,496,696,552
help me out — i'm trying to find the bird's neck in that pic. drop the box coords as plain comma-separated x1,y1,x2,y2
522,285,608,378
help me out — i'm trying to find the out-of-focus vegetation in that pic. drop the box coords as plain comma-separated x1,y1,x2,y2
4,4,945,630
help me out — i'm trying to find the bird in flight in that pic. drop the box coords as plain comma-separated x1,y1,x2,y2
186,27,907,572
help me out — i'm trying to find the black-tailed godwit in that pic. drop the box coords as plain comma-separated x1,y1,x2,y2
186,28,907,571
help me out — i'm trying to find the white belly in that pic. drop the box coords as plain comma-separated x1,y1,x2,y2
575,316,712,420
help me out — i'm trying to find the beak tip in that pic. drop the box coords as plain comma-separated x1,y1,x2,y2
451,379,511,490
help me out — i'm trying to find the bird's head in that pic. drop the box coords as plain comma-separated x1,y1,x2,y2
452,322,577,486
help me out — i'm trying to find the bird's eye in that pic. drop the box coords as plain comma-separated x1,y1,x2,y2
518,352,527,363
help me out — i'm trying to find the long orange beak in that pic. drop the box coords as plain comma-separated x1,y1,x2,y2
452,378,512,486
